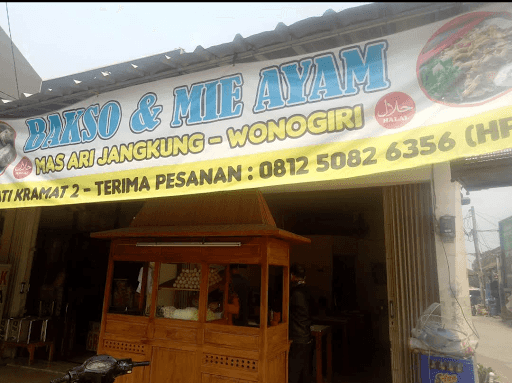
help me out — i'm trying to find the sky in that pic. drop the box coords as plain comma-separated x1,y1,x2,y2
0,2,369,80
461,186,512,269
0,3,511,266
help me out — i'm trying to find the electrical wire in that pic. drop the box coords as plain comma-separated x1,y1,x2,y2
475,209,500,223
5,2,20,100
479,233,494,252
475,212,499,228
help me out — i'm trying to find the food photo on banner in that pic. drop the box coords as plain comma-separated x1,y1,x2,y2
0,3,512,208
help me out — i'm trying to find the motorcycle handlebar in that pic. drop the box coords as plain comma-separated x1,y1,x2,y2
50,356,150,383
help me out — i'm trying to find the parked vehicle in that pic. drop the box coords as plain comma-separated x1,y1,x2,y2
470,288,482,316
50,354,149,383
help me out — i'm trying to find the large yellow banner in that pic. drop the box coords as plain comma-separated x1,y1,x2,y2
1,4,512,208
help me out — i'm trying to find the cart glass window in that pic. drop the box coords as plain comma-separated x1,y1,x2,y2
269,265,284,325
156,263,202,321
108,261,153,316
207,264,261,327
206,265,227,322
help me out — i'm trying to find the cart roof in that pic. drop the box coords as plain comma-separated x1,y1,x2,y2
90,223,310,243
91,190,310,244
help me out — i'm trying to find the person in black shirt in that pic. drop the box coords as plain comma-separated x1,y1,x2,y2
230,264,249,326
288,263,312,383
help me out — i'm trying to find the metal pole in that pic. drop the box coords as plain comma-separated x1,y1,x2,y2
471,206,487,309
496,252,505,315
498,221,509,317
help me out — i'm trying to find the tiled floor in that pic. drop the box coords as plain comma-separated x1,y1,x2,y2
0,366,62,383
0,358,78,383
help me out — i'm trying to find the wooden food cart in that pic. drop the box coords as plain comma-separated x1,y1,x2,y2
91,190,310,383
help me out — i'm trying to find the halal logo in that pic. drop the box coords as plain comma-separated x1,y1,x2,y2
375,92,416,129
13,157,33,179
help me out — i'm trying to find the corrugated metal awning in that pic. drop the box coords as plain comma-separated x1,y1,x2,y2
450,149,512,191
0,2,486,119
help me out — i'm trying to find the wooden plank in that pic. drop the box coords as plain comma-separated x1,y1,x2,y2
139,263,148,312
282,265,289,324
113,241,160,256
113,253,201,263
267,239,289,266
112,251,262,264
203,323,259,336
154,317,202,329
153,326,198,343
160,247,203,259
92,224,310,244
266,324,288,357
150,347,197,383
266,342,290,359
267,323,287,343
149,261,160,321
204,330,259,350
201,374,240,383
101,333,149,343
266,351,286,383
130,190,277,227
202,245,261,261
102,339,148,356
104,320,147,338
143,338,199,352
201,345,259,360
202,353,258,373
201,365,258,382
198,261,209,324
98,254,115,355
196,264,209,382
259,251,269,383
104,314,150,325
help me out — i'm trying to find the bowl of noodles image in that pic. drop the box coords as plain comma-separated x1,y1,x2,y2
0,121,16,175
417,11,512,106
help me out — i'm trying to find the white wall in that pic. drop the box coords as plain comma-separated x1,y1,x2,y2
432,163,474,337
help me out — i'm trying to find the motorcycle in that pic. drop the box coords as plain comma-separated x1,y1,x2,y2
50,354,149,383
469,288,481,316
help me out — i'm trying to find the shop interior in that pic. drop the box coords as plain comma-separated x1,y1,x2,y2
25,201,144,363
265,187,391,382
24,186,391,382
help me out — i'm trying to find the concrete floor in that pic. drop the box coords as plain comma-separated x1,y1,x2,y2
472,315,512,383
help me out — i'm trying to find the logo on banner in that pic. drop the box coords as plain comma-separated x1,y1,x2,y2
0,121,16,176
13,157,33,179
375,92,416,129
